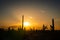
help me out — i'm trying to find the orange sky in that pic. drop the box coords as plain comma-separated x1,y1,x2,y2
0,0,60,30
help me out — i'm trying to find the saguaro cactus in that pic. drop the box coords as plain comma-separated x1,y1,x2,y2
50,18,54,31
22,15,24,30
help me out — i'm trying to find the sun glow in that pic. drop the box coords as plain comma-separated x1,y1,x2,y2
24,22,30,27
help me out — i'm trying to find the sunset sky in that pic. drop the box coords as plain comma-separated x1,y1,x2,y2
0,0,60,30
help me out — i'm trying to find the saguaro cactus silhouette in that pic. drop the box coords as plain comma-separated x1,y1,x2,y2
22,15,24,30
50,18,54,31
42,24,47,31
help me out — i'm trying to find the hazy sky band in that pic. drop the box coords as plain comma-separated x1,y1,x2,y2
0,0,60,30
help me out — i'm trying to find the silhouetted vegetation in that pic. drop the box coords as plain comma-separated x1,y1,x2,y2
0,18,60,40
0,27,60,40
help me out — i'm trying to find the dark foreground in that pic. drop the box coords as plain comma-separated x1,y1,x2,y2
0,29,60,40
24,30,60,40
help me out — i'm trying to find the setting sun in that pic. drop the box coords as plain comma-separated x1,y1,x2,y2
24,22,30,27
